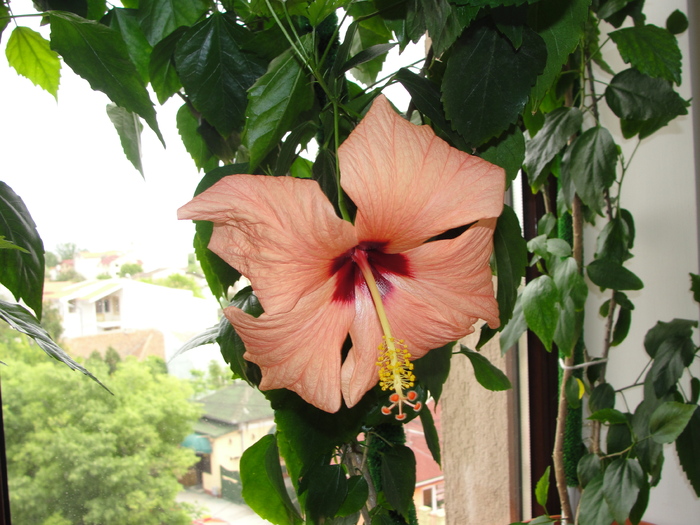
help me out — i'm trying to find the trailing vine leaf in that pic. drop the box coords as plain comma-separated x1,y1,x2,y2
0,300,108,390
609,24,682,85
0,182,45,318
5,26,61,99
137,0,209,46
442,23,546,147
109,7,152,83
244,45,315,170
521,275,559,352
49,12,163,144
458,345,512,391
240,434,304,525
175,13,267,137
106,103,144,177
603,458,644,525
380,445,416,517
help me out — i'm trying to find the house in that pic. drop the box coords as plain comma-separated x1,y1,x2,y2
73,250,142,279
182,383,275,499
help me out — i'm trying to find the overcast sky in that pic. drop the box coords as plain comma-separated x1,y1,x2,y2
0,2,420,269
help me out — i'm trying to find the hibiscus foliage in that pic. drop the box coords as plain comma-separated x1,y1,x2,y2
1,0,698,524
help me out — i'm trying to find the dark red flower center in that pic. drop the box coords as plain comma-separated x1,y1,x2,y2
330,241,412,303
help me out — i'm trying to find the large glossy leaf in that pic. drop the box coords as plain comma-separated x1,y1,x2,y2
420,0,463,57
499,294,527,353
492,205,527,328
244,46,314,170
676,406,700,496
381,445,416,517
137,0,209,46
442,23,546,147
175,13,267,137
5,26,60,99
240,434,303,525
458,346,512,391
524,107,583,183
0,182,45,318
49,12,163,144
149,26,186,104
578,473,614,525
176,103,215,171
106,103,144,176
0,300,107,390
419,406,441,466
521,275,559,351
610,24,681,84
650,401,696,444
605,68,688,122
587,258,643,291
643,318,697,358
479,126,526,188
650,340,686,398
412,343,452,402
564,126,617,216
109,7,152,83
603,458,644,525
304,464,348,522
577,453,601,489
528,0,591,103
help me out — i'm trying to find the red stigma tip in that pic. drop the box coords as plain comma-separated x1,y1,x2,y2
381,406,392,415
389,393,400,403
395,413,407,421
407,390,418,401
413,402,422,412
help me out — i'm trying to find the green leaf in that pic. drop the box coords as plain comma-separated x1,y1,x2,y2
0,3,10,43
535,466,550,509
528,0,590,103
554,295,581,357
611,307,632,346
442,23,546,147
412,342,452,402
304,464,348,522
643,318,697,358
607,419,632,455
171,324,218,360
691,273,700,303
553,257,587,309
588,408,628,425
603,458,644,525
524,107,583,183
306,0,350,26
49,12,163,144
605,68,688,122
459,345,512,391
149,26,186,104
106,103,144,176
137,0,209,46
419,406,441,466
675,406,700,496
650,401,696,443
597,0,632,20
5,26,61,99
564,126,618,216
577,453,601,489
691,378,700,405
650,339,687,397
521,275,559,351
596,215,631,264
340,43,396,75
336,476,369,517
218,287,262,386
240,434,303,525
274,121,317,177
0,182,45,318
565,374,583,409
578,473,614,525
244,46,314,170
381,445,416,517
0,237,29,252
347,14,391,85
666,9,689,35
109,7,152,83
492,205,528,328
610,25,681,84
499,294,527,353
589,383,616,412
479,126,526,188
629,477,650,525
175,13,267,137
587,259,643,291
420,0,464,57
0,299,107,390
177,103,214,171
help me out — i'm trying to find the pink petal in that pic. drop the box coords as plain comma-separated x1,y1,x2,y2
178,175,357,315
338,95,505,253
384,218,500,358
225,278,355,413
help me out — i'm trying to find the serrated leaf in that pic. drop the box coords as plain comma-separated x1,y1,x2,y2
587,258,643,291
419,405,441,466
610,25,681,84
0,182,45,318
528,0,590,103
420,0,463,57
175,13,267,137
177,103,215,171
106,103,144,176
0,299,108,390
109,7,152,83
0,237,29,252
5,26,61,99
149,26,186,104
459,345,512,391
412,342,452,402
244,46,314,170
524,107,583,183
579,472,614,525
603,458,644,525
442,23,546,147
49,11,163,144
522,275,559,351
650,401,696,443
564,126,618,216
240,434,303,525
304,464,348,522
137,0,209,46
675,406,700,496
381,445,416,517
479,126,526,188
336,475,369,517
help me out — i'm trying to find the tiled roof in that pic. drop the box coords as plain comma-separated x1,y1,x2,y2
198,382,274,426
43,279,122,302
65,329,166,360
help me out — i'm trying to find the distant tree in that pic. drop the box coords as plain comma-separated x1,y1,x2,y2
44,251,59,268
119,263,143,277
186,253,202,275
145,274,203,298
1,338,200,525
55,242,78,262
54,268,85,282
207,360,230,390
96,272,112,280
40,301,63,343
104,346,122,375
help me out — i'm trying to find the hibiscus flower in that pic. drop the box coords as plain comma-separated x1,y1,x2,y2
178,95,505,415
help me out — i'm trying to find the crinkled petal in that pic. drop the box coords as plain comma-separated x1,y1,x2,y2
339,95,505,252
341,287,384,408
178,174,357,315
225,278,355,413
383,218,500,359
